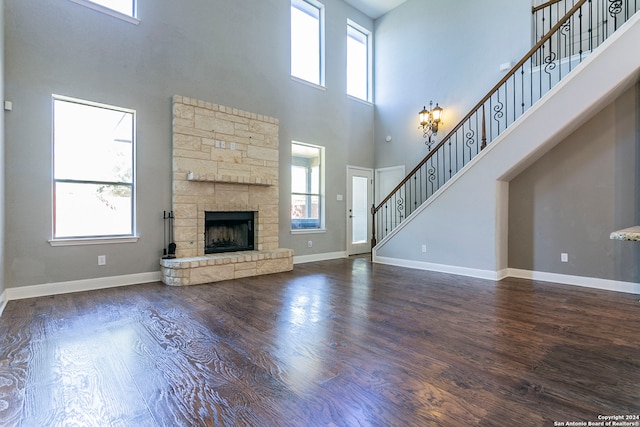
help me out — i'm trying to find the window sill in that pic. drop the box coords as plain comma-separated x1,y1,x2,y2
347,94,373,106
291,76,326,91
67,0,140,25
291,229,326,235
49,236,140,247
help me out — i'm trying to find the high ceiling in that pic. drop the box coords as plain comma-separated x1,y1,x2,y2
343,0,407,19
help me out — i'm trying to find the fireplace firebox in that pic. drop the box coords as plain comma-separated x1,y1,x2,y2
204,211,255,254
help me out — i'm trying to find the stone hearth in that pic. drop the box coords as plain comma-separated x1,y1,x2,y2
161,95,293,286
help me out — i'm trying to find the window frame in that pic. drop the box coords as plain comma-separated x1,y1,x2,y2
50,95,138,246
290,0,326,88
291,141,325,232
346,19,373,102
68,0,140,25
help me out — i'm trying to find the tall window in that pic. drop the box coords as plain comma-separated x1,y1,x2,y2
291,0,325,86
70,0,137,19
53,96,135,239
291,142,324,230
347,20,371,101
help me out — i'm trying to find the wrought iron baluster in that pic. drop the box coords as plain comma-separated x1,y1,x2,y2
520,66,526,115
579,4,584,60
448,139,452,178
539,44,543,100
609,0,622,28
436,150,442,189
481,105,487,150
493,90,504,136
591,0,594,49
511,73,516,124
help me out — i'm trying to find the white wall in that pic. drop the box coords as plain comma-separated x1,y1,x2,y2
3,0,374,289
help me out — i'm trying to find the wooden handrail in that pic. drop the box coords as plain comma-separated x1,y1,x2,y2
373,0,588,214
532,0,567,14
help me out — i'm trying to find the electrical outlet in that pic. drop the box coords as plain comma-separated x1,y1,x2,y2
561,253,568,263
421,244,427,253
98,255,106,266
307,240,313,248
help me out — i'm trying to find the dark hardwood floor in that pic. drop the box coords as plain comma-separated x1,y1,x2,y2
0,257,639,426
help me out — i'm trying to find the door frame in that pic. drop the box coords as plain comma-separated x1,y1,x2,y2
346,166,373,256
374,165,405,205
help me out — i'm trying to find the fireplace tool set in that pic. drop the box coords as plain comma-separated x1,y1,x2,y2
162,210,176,259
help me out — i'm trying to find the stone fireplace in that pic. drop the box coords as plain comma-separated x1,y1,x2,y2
160,95,293,286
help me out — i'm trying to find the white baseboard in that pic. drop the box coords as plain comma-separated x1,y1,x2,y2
496,268,510,281
373,256,502,280
507,268,640,294
294,251,347,264
4,271,162,302
372,257,640,294
0,289,7,317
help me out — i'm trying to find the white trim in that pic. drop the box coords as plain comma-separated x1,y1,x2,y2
508,268,640,295
496,268,510,281
52,94,137,115
49,235,140,246
0,290,7,317
291,229,326,235
373,255,501,280
4,271,161,302
347,94,373,107
346,165,373,172
370,255,640,294
67,0,140,25
290,76,327,91
294,251,347,264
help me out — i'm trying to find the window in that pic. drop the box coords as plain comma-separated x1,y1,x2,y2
291,0,325,86
69,0,138,23
291,142,324,230
53,96,135,240
347,20,372,101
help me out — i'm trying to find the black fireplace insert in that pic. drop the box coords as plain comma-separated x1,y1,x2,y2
204,211,255,254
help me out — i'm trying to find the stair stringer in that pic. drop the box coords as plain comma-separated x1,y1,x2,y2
373,11,640,284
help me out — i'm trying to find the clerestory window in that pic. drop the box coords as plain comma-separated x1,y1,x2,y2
291,0,325,86
347,20,372,102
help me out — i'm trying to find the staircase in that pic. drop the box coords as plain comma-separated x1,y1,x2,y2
372,0,640,279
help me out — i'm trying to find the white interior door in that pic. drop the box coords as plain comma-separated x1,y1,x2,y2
347,166,373,255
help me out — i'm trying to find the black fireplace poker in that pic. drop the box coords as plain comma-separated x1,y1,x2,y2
162,210,176,259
